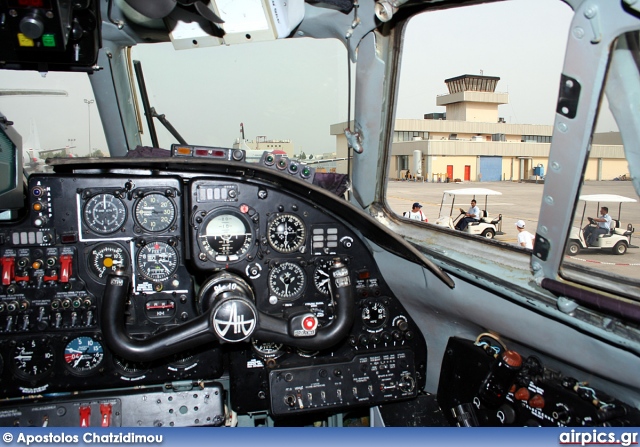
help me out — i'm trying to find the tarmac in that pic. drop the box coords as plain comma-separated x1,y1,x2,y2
386,179,640,276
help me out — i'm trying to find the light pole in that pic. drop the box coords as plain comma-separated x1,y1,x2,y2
84,99,94,155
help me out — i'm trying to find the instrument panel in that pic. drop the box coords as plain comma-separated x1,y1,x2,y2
0,168,427,424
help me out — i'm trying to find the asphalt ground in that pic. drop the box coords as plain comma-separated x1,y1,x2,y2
387,180,640,276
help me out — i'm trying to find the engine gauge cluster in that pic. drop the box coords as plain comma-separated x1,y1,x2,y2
78,180,182,239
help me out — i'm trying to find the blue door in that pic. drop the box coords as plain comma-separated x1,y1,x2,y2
479,156,502,182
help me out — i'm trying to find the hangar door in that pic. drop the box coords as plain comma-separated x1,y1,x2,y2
479,156,502,182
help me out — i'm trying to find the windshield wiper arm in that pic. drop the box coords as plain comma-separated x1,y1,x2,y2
133,60,187,147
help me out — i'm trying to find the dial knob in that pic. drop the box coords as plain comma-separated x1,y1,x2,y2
20,13,45,40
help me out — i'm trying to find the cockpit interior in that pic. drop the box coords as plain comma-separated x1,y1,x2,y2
1,0,640,429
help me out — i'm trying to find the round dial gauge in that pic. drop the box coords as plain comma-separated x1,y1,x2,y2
268,262,306,301
267,214,306,253
198,211,253,261
83,193,127,234
136,241,178,281
113,356,149,376
134,193,176,232
362,301,388,331
88,243,129,282
251,339,285,359
13,339,55,379
64,336,104,374
313,258,335,295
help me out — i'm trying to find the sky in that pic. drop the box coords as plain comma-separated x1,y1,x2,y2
0,0,616,158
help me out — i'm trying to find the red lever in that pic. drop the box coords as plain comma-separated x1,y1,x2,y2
60,255,72,283
100,403,112,427
79,406,91,427
1,257,14,286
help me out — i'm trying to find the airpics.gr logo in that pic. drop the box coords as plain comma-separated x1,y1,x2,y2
213,299,257,342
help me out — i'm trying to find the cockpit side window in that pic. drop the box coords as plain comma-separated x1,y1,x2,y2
386,0,573,254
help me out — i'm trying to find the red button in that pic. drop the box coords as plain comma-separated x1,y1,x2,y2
303,316,317,331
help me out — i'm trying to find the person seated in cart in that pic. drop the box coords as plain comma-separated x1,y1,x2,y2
455,199,481,231
584,206,612,246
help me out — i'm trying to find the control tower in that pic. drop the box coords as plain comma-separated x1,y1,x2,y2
436,74,508,123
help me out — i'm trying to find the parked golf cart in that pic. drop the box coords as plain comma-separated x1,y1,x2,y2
566,194,637,255
434,188,504,239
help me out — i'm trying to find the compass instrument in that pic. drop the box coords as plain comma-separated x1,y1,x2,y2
268,262,306,301
267,213,306,253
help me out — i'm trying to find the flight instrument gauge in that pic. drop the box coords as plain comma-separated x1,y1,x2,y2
267,213,306,253
136,241,178,281
313,258,335,295
198,210,253,262
113,356,150,377
362,301,388,332
88,243,129,282
134,193,176,232
83,193,127,234
12,339,55,380
64,336,104,374
268,262,306,300
251,339,285,359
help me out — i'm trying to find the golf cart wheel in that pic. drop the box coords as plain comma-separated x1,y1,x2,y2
481,229,495,239
566,241,580,256
613,241,628,255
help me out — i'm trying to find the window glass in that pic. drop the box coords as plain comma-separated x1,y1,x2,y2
388,0,572,249
0,70,107,168
561,34,640,284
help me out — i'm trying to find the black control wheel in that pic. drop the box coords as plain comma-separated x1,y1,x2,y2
101,260,355,362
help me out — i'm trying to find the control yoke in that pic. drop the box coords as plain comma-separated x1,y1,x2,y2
101,261,355,362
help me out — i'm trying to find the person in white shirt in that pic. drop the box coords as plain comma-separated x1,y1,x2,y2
455,199,481,231
515,220,534,249
584,207,612,246
404,202,427,222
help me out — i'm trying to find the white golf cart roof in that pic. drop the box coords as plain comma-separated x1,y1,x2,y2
579,194,637,203
443,188,502,197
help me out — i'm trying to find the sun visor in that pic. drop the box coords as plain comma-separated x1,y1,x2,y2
166,0,305,50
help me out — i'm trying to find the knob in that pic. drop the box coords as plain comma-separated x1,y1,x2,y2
19,13,45,39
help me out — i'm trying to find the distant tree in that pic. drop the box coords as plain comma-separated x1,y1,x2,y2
51,151,65,158
91,149,105,157
308,154,314,160
300,152,307,160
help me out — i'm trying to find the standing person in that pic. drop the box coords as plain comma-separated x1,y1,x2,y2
584,206,612,246
405,169,411,181
515,220,534,249
404,202,428,222
455,199,481,231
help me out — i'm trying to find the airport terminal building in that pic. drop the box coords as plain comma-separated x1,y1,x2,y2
331,74,627,182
